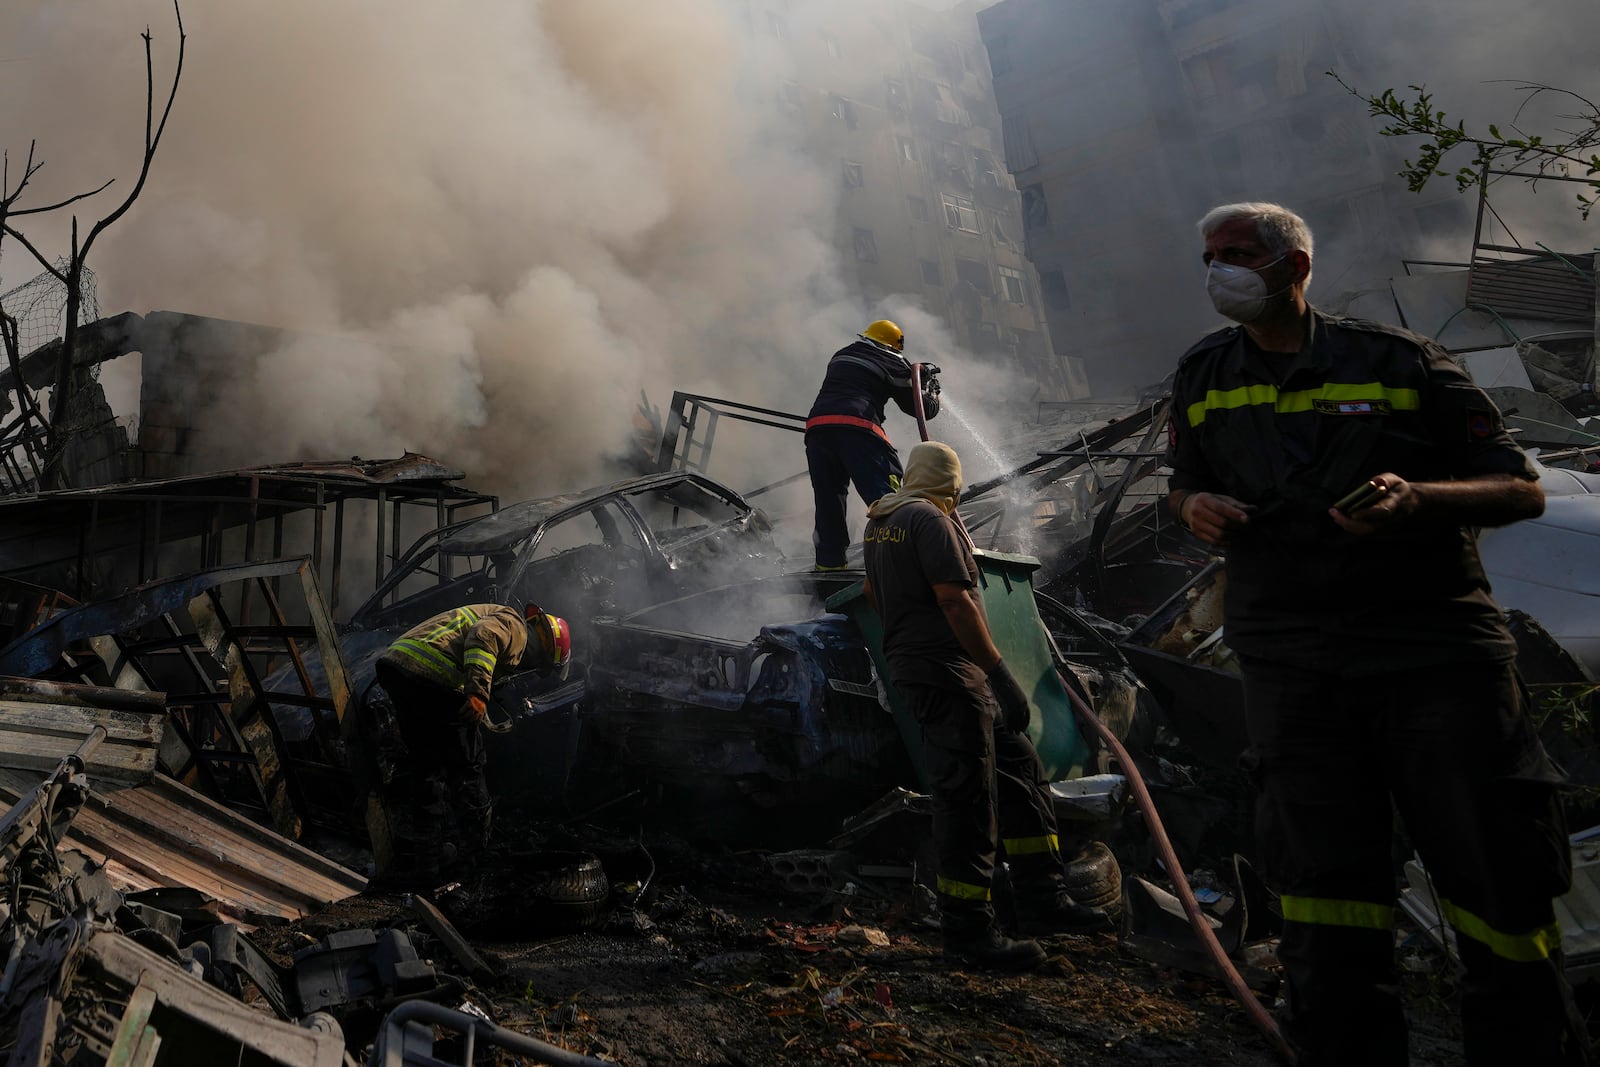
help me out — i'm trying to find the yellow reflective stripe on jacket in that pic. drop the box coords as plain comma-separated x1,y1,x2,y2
937,876,991,902
1001,834,1059,857
1440,898,1562,963
386,606,488,691
1186,381,1422,427
462,647,498,672
422,606,479,644
1279,894,1394,931
390,637,464,680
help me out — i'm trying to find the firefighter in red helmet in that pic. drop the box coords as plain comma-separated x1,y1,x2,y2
375,601,572,878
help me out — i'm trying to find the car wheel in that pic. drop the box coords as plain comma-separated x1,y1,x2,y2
443,850,610,939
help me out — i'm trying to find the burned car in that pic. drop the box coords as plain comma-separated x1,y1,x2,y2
338,471,909,840
269,472,900,841
349,470,782,635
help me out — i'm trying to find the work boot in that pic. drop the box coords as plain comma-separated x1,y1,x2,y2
941,911,1046,972
1013,887,1113,935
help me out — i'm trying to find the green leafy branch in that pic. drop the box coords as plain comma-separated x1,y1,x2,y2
1329,73,1600,219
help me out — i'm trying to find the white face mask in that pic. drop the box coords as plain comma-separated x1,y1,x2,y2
1205,254,1291,323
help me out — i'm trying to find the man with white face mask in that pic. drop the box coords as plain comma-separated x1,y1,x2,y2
1165,203,1587,1066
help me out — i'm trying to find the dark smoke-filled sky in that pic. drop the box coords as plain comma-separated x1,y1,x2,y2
0,0,1594,501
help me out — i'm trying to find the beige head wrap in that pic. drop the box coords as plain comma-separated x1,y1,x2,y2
867,441,963,518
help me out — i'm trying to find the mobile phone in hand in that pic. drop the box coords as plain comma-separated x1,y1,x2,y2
1333,479,1387,513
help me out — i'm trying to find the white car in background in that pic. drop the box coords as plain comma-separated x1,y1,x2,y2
1478,457,1600,676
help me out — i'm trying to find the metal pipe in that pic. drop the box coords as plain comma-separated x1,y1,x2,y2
371,999,613,1067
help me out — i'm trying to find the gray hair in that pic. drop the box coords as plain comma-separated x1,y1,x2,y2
1198,202,1314,289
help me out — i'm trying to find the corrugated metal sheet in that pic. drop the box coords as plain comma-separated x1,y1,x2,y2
0,769,365,923
1467,252,1596,324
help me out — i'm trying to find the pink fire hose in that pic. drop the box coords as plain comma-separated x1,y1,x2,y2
907,363,1293,1061
1060,675,1296,1063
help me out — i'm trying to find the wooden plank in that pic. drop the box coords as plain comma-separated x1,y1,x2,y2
0,676,166,711
0,769,364,922
0,733,154,781
0,701,162,743
411,894,498,981
0,700,163,784
105,986,158,1067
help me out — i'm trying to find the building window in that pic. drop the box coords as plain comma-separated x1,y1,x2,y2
898,137,917,163
991,213,1014,247
829,94,858,130
973,149,1001,188
1038,269,1070,310
1020,184,1050,233
998,265,1027,305
920,259,942,286
841,160,864,188
822,33,841,58
767,12,787,37
853,227,878,263
954,256,992,293
907,195,929,222
779,80,803,111
941,193,981,233
987,34,1012,76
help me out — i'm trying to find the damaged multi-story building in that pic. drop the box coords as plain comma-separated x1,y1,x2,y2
975,0,1480,394
745,0,1078,398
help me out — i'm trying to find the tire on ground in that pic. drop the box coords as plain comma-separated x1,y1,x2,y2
444,850,610,939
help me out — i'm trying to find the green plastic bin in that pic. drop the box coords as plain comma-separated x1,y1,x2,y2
826,549,1093,790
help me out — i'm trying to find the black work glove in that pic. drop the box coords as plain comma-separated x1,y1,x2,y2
987,660,1031,733
919,362,942,382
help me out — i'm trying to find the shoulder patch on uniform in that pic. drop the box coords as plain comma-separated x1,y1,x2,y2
1466,405,1498,440
1176,325,1239,369
1321,311,1429,347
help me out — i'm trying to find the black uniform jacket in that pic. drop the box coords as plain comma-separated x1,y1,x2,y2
806,340,939,439
1165,308,1537,676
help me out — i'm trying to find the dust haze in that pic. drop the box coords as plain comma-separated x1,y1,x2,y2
0,0,1593,501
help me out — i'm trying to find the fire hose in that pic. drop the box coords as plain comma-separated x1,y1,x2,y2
1060,676,1296,1063
907,363,1295,1063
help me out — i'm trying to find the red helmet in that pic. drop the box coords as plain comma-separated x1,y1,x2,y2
524,603,573,680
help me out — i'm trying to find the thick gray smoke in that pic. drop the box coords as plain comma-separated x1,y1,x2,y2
5,0,1589,504
0,0,911,500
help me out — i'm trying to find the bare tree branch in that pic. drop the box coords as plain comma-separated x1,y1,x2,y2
0,3,187,489
0,224,69,286
78,2,187,265
10,178,117,218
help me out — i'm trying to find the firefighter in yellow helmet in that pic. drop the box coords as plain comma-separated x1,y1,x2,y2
375,601,572,877
804,319,942,570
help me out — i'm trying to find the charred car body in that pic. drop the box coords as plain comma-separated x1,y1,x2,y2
269,471,905,842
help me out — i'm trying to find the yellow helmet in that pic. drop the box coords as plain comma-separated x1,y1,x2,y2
860,319,905,353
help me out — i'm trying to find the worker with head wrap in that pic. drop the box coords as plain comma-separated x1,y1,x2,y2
861,441,1109,971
